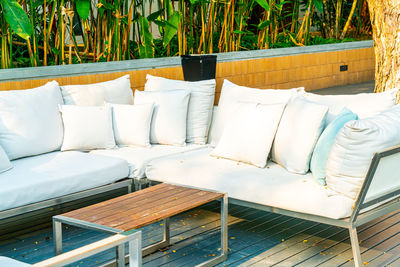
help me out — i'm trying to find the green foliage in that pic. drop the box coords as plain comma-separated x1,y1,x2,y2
0,0,372,69
0,0,32,40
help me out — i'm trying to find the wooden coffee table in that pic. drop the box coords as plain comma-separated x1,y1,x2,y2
53,183,228,267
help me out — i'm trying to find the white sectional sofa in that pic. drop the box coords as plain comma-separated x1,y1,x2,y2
0,73,399,267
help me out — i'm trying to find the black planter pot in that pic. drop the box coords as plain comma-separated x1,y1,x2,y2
181,55,217,81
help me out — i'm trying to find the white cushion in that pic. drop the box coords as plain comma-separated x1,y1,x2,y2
326,105,400,199
61,75,133,106
145,75,216,144
0,151,129,211
0,257,31,267
303,88,398,125
90,144,206,178
211,102,285,168
60,105,115,151
272,96,328,174
0,145,12,174
145,148,355,219
107,103,154,147
134,90,190,146
0,81,64,160
208,80,304,146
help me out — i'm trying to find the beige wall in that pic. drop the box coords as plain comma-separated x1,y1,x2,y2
0,47,375,105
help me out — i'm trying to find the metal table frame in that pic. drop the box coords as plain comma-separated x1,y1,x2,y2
53,190,228,267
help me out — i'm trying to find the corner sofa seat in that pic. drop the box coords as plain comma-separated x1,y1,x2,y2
0,151,129,212
145,148,355,219
89,144,207,179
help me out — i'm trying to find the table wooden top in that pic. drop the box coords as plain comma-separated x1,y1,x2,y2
61,183,225,231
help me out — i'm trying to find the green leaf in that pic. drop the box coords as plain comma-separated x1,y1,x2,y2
255,0,270,11
138,16,154,58
0,0,32,40
313,0,323,13
147,9,164,22
75,0,90,20
258,20,271,29
163,11,181,48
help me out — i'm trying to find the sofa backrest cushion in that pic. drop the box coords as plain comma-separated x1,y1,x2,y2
61,75,133,106
271,96,328,174
0,145,12,173
0,81,64,159
134,89,190,146
326,105,400,199
310,108,358,185
60,105,116,151
144,74,216,145
107,102,154,147
210,102,286,168
208,79,304,146
303,88,398,125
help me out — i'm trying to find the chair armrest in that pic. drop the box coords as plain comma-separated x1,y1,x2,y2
33,230,141,267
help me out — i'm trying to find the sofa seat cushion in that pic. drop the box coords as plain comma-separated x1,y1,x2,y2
145,148,355,219
90,144,207,179
0,257,30,266
0,151,129,212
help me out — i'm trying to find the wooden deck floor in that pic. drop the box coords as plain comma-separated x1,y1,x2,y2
1,80,398,267
0,201,399,266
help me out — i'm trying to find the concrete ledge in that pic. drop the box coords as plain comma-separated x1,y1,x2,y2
0,40,373,82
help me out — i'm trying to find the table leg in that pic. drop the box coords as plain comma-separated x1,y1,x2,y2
142,217,170,256
196,195,228,267
163,217,170,245
128,231,142,267
116,244,125,267
53,218,63,255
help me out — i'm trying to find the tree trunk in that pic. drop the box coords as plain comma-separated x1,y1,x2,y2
366,0,400,94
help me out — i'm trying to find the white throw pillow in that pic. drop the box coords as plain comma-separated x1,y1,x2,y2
0,145,12,173
303,88,398,125
326,105,400,199
134,90,190,146
60,105,115,151
107,102,154,147
211,102,286,168
145,74,216,145
0,81,64,160
208,79,304,146
271,96,328,174
61,75,134,106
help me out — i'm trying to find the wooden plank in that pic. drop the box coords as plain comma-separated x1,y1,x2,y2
66,184,190,220
297,212,400,267
62,183,171,217
115,191,223,230
92,188,205,225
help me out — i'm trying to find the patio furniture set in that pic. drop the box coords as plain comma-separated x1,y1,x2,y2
0,73,399,266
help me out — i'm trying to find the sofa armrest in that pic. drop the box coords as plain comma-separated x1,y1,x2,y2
33,230,141,267
351,145,400,222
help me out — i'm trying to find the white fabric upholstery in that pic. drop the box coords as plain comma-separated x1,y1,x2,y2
61,75,134,106
134,90,190,146
90,144,206,179
326,105,400,199
145,148,355,219
145,75,216,144
211,102,285,168
303,88,398,125
272,96,328,174
60,105,115,151
0,81,64,160
0,151,129,211
0,257,31,267
107,103,154,147
0,145,12,174
208,80,304,146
